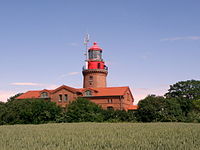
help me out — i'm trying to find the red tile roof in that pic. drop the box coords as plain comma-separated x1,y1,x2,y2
79,87,130,97
128,105,138,110
16,86,134,100
17,91,41,99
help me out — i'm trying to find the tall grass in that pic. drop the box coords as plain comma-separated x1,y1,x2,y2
0,123,199,150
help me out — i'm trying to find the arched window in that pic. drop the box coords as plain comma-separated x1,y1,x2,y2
41,92,48,98
85,90,92,96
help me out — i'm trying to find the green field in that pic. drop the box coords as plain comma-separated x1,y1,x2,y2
0,123,199,150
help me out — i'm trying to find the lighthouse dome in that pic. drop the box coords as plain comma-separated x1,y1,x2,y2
89,42,102,51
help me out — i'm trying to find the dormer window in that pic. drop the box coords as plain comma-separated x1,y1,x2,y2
85,90,92,96
41,92,48,98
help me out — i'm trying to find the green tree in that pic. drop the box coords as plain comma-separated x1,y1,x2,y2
193,99,200,111
65,98,104,122
7,93,23,102
1,99,62,125
0,102,6,125
186,99,200,123
165,80,200,117
175,97,194,117
165,80,200,100
136,95,183,122
102,110,137,122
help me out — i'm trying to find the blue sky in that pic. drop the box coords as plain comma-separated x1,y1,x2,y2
0,0,200,103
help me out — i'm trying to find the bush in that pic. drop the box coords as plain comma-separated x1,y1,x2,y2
0,102,6,125
0,99,62,125
136,95,183,122
102,110,137,122
64,98,104,122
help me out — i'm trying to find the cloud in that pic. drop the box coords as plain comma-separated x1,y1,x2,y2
68,72,79,76
160,36,200,41
68,42,79,47
10,82,43,86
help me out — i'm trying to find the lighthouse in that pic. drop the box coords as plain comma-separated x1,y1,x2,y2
82,42,108,88
17,40,137,111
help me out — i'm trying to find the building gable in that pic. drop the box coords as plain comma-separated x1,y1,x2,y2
51,85,78,94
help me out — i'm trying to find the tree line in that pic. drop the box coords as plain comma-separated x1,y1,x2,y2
0,80,200,125
137,80,200,122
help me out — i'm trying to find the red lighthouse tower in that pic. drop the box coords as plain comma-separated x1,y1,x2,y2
82,42,108,88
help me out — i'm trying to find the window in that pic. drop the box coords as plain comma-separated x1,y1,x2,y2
41,92,48,98
89,76,93,81
88,50,102,60
108,99,113,103
93,51,98,58
59,94,62,102
107,106,114,110
89,50,93,59
85,90,92,96
98,63,101,69
89,76,93,86
64,94,68,102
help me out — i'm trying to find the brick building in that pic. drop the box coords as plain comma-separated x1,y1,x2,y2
17,42,137,111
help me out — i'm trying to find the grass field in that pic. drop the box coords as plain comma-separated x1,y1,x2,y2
0,123,199,150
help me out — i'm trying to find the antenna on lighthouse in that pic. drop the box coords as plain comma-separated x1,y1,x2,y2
84,33,90,60
83,33,90,69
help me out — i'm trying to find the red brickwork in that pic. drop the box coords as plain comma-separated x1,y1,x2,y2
82,69,108,88
17,85,137,111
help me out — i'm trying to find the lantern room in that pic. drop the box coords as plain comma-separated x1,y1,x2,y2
83,42,108,88
88,42,103,61
86,42,107,70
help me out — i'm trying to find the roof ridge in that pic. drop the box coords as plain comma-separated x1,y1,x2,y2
51,85,79,94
